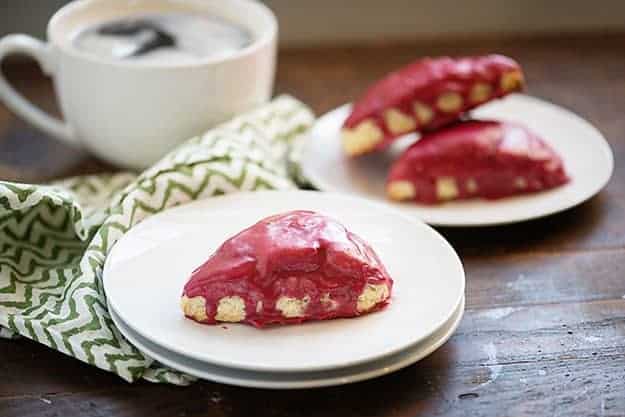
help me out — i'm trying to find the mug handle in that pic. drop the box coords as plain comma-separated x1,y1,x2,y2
0,34,78,146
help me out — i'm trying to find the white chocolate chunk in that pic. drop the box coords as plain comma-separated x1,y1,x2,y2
215,296,246,322
357,284,390,312
470,82,493,103
384,108,416,134
436,177,459,200
436,92,463,113
413,101,434,125
276,295,310,318
500,70,523,92
466,178,479,193
256,300,263,313
320,293,338,311
342,119,384,156
181,296,208,321
387,181,416,201
514,177,528,189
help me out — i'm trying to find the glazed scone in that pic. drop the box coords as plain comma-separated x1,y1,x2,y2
387,120,569,204
342,55,525,156
181,211,393,327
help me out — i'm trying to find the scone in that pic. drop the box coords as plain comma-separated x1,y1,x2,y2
342,55,524,156
181,210,393,327
387,120,569,204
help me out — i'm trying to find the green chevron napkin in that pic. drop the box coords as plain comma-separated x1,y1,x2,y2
0,95,315,384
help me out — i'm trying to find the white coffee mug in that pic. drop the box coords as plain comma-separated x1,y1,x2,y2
0,0,277,169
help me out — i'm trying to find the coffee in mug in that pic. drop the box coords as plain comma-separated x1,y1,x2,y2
73,13,253,64
0,0,277,169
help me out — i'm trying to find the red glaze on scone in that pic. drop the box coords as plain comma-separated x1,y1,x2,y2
342,55,524,156
386,120,569,204
181,211,393,328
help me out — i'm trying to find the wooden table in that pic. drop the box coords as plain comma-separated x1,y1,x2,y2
1,34,624,417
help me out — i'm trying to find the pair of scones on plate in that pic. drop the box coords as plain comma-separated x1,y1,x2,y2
341,55,569,204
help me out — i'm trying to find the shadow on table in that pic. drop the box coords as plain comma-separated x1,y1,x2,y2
437,193,615,257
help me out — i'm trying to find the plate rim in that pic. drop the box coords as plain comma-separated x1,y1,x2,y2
108,295,465,389
300,94,614,227
103,190,466,373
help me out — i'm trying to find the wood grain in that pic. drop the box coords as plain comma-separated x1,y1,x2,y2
1,34,625,417
2,298,624,416
464,250,625,308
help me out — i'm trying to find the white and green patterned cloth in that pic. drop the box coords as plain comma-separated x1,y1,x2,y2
0,96,315,385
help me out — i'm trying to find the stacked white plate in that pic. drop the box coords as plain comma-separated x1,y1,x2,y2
104,191,466,388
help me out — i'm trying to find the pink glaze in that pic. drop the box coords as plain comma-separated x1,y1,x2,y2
344,55,524,153
387,120,569,204
182,211,393,327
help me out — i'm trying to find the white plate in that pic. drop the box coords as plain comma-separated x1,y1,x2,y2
301,94,614,226
109,295,465,389
104,191,465,373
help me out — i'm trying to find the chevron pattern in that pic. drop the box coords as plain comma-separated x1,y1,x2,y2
0,96,315,383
